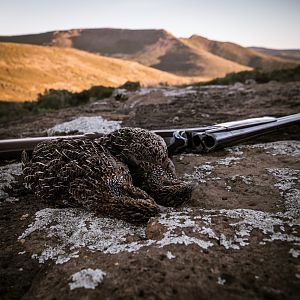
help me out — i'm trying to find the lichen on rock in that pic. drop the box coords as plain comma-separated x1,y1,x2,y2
267,168,300,218
0,163,22,203
249,141,300,157
47,116,122,135
69,268,106,290
19,207,299,264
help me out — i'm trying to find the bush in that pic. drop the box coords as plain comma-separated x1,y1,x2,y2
0,101,23,119
34,85,114,111
78,85,114,101
36,89,73,110
195,65,300,86
119,81,141,91
0,84,118,121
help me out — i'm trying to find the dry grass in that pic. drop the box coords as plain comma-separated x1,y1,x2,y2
179,38,252,77
249,47,300,62
2,28,296,81
2,29,297,102
0,42,200,102
0,29,252,77
183,35,298,71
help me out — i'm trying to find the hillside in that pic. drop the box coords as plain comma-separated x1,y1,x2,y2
0,28,252,77
181,35,297,71
249,47,300,62
0,42,196,102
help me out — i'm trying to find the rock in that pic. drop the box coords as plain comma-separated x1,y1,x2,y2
245,79,256,85
114,93,129,101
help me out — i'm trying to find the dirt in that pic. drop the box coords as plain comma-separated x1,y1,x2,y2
0,81,300,300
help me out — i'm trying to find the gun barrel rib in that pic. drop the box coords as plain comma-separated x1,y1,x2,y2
204,113,300,151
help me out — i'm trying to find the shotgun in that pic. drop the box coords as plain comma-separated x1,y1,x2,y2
0,113,299,160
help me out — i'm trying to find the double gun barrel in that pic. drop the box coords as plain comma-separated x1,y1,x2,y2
0,113,299,160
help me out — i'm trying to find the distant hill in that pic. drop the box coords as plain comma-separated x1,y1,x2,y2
0,42,195,101
249,47,300,62
0,28,252,78
1,28,298,102
181,35,297,71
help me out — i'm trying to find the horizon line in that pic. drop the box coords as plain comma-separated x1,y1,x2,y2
0,26,299,50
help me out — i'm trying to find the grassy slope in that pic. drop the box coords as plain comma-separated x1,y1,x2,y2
183,35,298,71
249,47,300,62
178,38,252,77
0,29,251,78
0,42,198,102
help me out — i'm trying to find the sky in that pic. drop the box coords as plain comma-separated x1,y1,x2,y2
1,0,299,49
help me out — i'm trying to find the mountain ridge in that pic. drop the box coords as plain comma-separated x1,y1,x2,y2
0,28,253,77
0,42,198,101
0,28,297,77
181,35,297,71
248,47,300,62
1,28,299,102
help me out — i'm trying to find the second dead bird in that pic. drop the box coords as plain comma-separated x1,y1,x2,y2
22,128,194,222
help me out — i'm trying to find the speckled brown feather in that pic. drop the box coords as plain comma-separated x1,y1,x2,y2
99,128,194,207
22,138,159,222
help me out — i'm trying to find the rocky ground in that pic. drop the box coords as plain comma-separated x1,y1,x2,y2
0,81,300,300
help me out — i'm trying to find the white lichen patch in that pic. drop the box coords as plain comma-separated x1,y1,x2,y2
226,146,244,156
156,210,214,250
219,209,299,243
47,116,122,135
166,251,176,259
31,249,79,264
217,277,226,285
225,184,232,192
216,156,244,166
267,168,300,218
181,150,245,185
230,175,253,185
226,141,300,159
183,164,214,183
137,87,161,95
0,163,22,203
69,268,106,290
162,87,197,97
289,248,300,258
20,207,299,264
19,208,147,263
249,141,300,157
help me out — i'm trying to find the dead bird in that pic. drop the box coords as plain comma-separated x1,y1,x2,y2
99,127,194,207
22,138,160,223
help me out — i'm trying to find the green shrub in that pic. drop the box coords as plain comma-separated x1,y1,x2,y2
0,84,118,121
34,85,114,111
36,89,73,110
119,81,141,91
195,65,300,86
0,101,31,120
78,85,114,101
